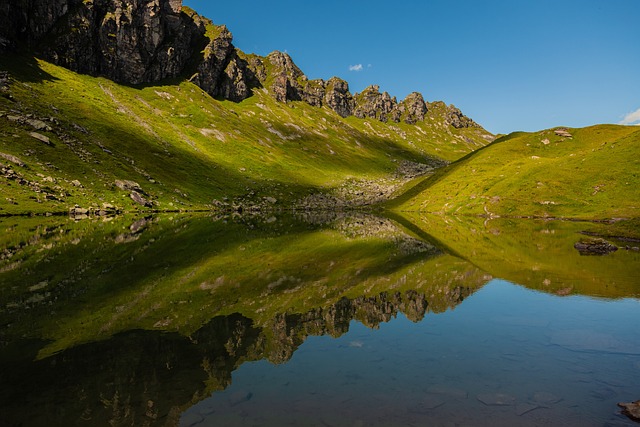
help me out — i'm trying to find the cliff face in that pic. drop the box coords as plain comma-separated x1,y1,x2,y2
0,0,480,127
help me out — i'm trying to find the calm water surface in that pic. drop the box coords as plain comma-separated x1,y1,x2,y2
183,281,640,427
0,212,638,426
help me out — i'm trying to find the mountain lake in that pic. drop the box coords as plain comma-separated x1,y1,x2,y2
0,212,638,426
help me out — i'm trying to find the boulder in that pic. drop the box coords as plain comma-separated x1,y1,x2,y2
29,132,52,145
0,152,25,167
554,128,573,138
130,191,153,207
115,179,143,192
618,400,640,422
26,118,51,131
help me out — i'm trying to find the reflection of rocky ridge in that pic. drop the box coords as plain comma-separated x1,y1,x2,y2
0,285,481,426
0,314,261,427
268,287,476,364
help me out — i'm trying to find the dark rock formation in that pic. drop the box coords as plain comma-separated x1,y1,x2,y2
40,0,203,85
353,85,398,122
446,104,481,128
189,23,235,95
266,51,306,102
0,0,480,128
574,238,618,256
397,92,428,124
324,77,354,117
0,71,11,99
301,78,326,108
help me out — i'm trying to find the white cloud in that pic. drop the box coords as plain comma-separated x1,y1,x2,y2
349,64,363,72
620,107,640,125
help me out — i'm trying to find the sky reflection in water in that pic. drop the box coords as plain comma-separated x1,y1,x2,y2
0,213,638,426
182,280,640,427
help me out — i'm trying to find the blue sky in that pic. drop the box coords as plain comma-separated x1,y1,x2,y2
183,0,640,134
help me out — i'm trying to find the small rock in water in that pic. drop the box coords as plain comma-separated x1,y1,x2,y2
477,392,516,406
618,400,640,422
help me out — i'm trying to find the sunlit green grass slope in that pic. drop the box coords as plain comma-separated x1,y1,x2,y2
0,55,491,215
390,125,640,221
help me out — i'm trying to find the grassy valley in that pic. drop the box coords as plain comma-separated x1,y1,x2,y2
0,55,491,216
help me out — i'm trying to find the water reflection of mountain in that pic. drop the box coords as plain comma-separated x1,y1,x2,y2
396,213,640,298
1,286,481,427
0,212,488,426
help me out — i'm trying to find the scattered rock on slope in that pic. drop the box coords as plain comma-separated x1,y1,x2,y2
554,128,573,138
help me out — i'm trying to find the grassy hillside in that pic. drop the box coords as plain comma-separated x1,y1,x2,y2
390,125,640,221
0,55,491,215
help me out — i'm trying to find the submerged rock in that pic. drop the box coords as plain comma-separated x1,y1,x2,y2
477,392,516,406
574,238,618,255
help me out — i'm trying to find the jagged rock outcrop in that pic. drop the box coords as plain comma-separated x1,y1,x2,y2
353,85,398,122
266,51,306,102
446,104,481,128
0,0,70,49
0,0,481,128
397,92,428,124
324,77,354,117
301,78,326,108
38,0,203,84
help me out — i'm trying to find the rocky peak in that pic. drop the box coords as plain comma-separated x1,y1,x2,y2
0,0,483,130
324,77,354,118
266,50,306,102
353,85,399,122
445,104,481,129
397,92,428,124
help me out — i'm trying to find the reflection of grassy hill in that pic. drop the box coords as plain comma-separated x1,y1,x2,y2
0,213,487,358
391,125,640,223
402,213,640,299
0,56,490,215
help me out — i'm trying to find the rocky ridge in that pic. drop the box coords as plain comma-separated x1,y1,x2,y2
0,0,480,127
